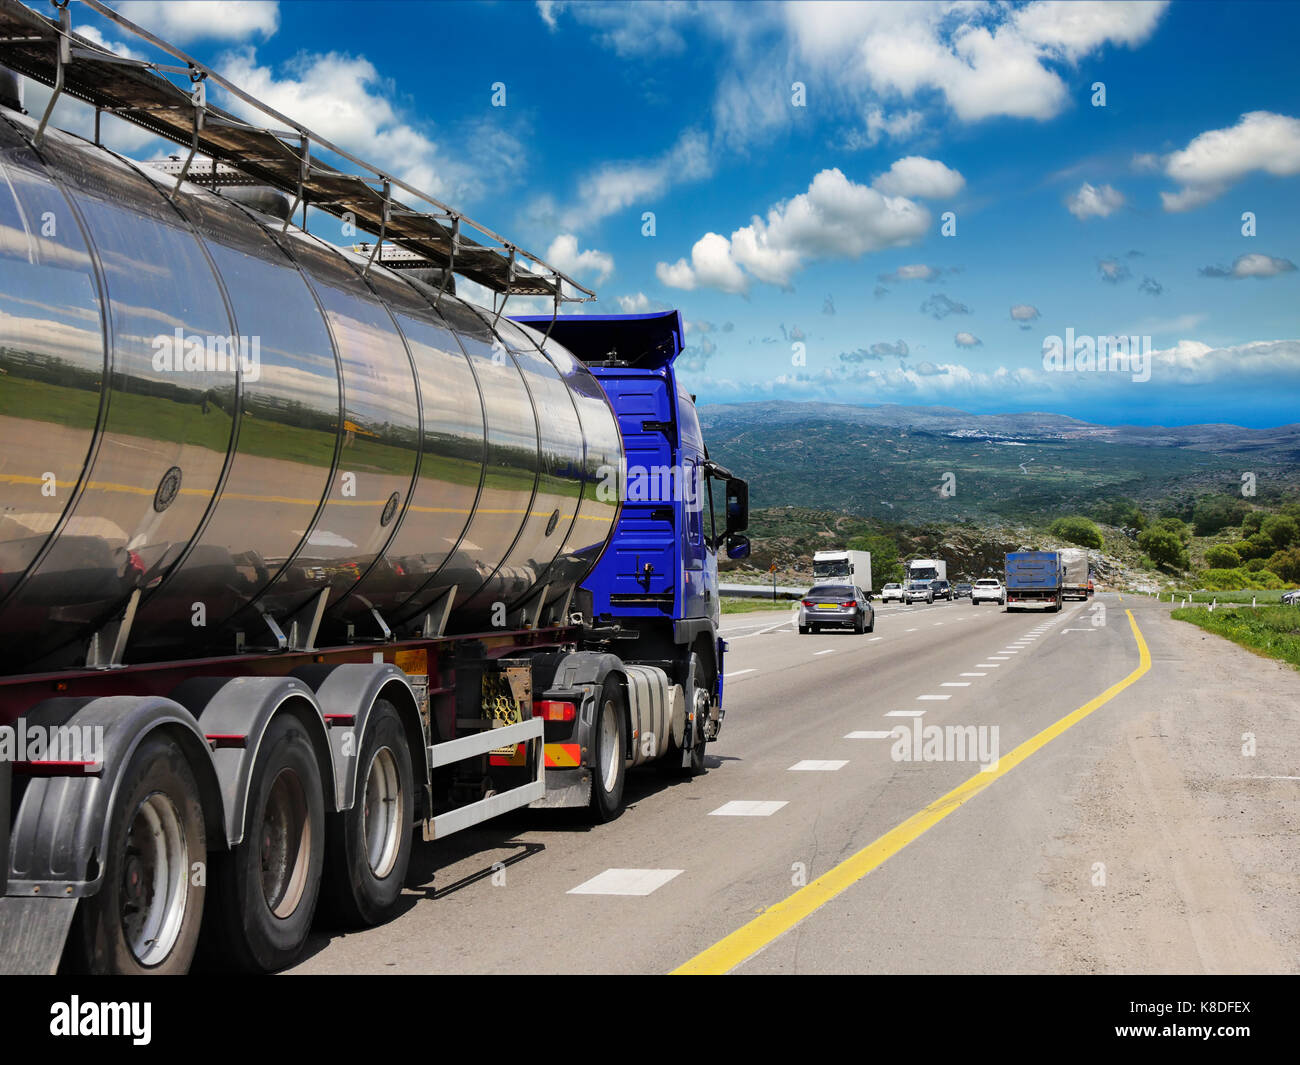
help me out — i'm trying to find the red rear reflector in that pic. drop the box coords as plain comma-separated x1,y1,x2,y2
14,760,101,777
535,700,575,722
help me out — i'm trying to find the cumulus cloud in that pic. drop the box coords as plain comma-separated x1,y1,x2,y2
119,1,279,42
872,156,965,198
785,1,1167,125
1199,253,1297,279
1138,276,1164,296
656,167,930,293
217,48,524,204
920,293,970,319
1159,111,1300,211
545,234,614,285
1067,182,1125,220
954,331,982,348
1010,304,1041,329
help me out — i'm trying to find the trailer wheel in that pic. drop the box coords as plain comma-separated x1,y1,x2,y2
65,733,206,975
320,700,414,927
589,677,627,822
203,713,325,972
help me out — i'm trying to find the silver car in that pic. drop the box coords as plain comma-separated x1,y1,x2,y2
799,583,875,634
904,580,934,604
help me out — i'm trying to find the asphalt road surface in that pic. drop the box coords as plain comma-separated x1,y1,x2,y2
287,592,1299,974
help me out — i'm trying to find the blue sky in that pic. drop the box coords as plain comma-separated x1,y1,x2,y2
35,0,1300,428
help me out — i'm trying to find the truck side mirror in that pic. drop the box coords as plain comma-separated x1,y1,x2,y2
725,478,748,535
725,534,750,560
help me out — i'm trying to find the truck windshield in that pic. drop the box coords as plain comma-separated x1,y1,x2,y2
813,561,849,579
909,568,937,581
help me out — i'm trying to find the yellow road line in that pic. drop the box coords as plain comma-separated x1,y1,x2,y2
672,608,1152,975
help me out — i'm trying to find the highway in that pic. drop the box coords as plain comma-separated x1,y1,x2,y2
287,593,1299,974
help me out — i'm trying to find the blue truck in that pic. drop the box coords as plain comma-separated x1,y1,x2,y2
1004,551,1065,612
0,0,748,974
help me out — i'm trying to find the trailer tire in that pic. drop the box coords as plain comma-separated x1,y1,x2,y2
320,700,414,928
202,713,325,972
64,733,206,975
589,677,627,822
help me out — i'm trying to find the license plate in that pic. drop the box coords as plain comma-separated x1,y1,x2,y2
816,603,837,609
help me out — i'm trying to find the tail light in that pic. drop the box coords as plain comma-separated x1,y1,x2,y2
801,599,813,608
843,600,856,608
534,700,575,722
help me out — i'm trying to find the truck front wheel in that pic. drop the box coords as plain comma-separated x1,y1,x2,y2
589,677,627,822
202,713,325,972
320,700,414,927
64,732,206,974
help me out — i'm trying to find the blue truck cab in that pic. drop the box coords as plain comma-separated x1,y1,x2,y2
516,311,750,767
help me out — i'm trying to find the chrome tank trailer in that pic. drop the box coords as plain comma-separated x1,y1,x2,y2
0,110,622,671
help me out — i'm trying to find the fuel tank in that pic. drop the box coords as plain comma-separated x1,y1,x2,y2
0,109,622,670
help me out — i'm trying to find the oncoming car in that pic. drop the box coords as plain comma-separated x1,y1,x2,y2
881,582,905,603
798,583,875,634
971,578,1005,605
931,579,954,601
904,580,934,604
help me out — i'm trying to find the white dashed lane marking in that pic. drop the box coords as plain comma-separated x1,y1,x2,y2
568,869,683,896
709,800,788,817
789,760,848,771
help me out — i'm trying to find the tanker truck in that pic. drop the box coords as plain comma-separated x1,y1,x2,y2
0,0,749,975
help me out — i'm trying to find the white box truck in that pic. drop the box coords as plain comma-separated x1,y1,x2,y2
813,550,872,592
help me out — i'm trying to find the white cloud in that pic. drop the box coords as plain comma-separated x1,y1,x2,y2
550,129,712,232
880,263,941,283
545,234,614,285
215,48,521,205
118,1,279,42
615,292,669,313
657,231,749,294
842,107,924,151
1066,181,1125,219
1200,253,1297,280
657,167,929,294
1159,111,1300,211
954,331,982,348
539,0,695,57
872,156,965,198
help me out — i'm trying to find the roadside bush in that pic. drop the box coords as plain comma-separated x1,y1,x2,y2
1264,547,1300,583
1048,516,1104,549
1204,544,1242,569
1236,534,1275,560
1153,516,1191,543
1197,567,1288,591
1139,526,1189,569
1241,511,1265,535
1260,514,1299,549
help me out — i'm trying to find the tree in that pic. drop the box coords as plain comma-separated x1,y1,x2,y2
1153,516,1191,543
1192,495,1249,536
1138,527,1189,569
1049,516,1104,549
1264,547,1300,583
1204,544,1242,569
847,533,904,584
1260,514,1299,550
1093,498,1146,529
1241,511,1265,535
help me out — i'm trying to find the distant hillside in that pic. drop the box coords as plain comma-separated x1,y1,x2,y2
699,401,1300,523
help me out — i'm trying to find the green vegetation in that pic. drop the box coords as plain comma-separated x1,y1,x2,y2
1174,589,1291,604
847,532,905,583
720,597,796,614
1172,605,1300,671
1048,515,1103,549
1138,525,1189,569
